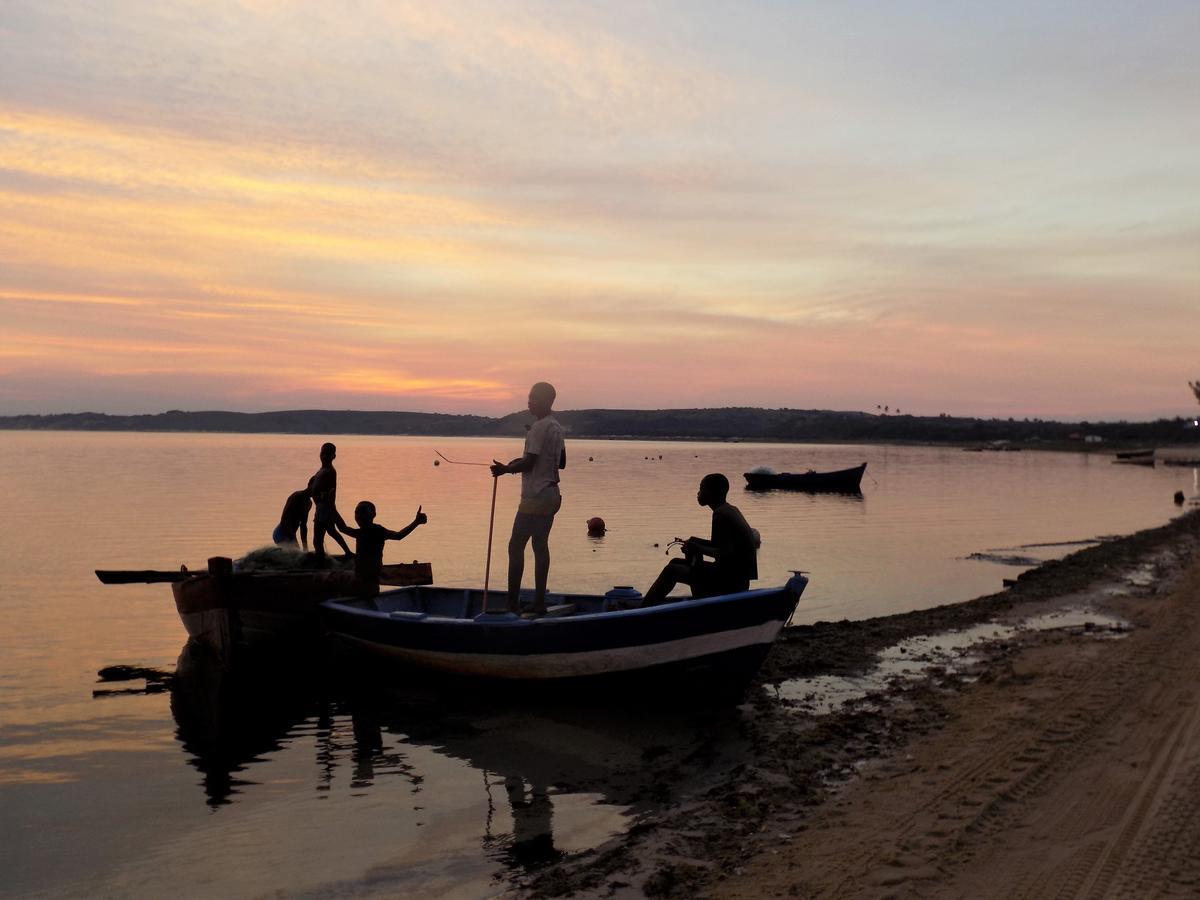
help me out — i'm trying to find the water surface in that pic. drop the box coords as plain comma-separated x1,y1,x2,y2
2,431,1195,897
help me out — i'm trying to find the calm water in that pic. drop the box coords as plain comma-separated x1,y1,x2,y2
2,431,1196,898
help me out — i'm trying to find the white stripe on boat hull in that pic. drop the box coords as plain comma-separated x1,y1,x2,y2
340,619,786,679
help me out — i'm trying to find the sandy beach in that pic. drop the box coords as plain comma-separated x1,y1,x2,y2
522,506,1200,898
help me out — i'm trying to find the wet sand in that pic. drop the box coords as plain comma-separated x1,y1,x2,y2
519,507,1200,898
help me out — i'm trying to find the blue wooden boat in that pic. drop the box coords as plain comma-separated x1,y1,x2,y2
320,574,808,689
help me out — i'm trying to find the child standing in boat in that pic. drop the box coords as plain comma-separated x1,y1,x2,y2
308,442,354,561
339,500,428,598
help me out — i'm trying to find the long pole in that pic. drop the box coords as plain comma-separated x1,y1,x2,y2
435,450,489,466
436,450,500,615
482,475,499,613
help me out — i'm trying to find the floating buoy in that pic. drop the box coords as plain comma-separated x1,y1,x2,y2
586,516,606,536
1175,491,1186,505
434,459,440,466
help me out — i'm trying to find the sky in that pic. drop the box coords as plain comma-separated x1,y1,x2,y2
1,1,1197,421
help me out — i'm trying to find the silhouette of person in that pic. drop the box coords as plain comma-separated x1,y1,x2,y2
502,775,560,867
272,488,312,551
338,500,428,597
640,473,759,606
491,382,566,614
308,442,353,560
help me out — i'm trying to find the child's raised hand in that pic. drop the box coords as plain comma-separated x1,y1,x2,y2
414,505,428,526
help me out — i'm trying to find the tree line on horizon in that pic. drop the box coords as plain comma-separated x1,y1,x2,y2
2,407,1197,446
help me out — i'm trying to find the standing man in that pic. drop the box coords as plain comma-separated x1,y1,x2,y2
491,382,566,615
308,442,354,561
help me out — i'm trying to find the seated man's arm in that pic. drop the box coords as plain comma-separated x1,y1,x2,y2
701,508,752,563
682,536,716,563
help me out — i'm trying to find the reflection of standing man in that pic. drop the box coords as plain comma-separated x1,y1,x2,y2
503,775,559,866
308,442,354,561
491,382,566,615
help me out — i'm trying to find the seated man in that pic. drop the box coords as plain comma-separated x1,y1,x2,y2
338,500,428,598
641,473,759,606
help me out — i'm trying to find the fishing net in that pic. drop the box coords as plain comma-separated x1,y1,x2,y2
235,545,354,572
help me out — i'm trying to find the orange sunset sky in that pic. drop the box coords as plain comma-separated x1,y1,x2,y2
1,2,1197,420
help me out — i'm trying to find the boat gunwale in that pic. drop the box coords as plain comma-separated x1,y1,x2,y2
320,582,801,627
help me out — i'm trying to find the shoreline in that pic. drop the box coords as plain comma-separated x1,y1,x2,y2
517,507,1200,898
1,425,1192,457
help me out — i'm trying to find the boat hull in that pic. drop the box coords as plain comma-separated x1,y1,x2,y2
743,462,866,493
321,576,807,689
172,564,433,660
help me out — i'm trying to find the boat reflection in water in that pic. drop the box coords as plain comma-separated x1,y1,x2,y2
169,641,321,806
166,641,738,884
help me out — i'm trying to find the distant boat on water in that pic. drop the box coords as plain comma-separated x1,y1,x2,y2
743,462,867,493
1114,449,1156,466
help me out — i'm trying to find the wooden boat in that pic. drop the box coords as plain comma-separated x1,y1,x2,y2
170,561,433,659
743,462,866,493
320,574,808,690
96,559,432,662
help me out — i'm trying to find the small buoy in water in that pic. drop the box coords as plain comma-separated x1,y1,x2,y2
587,516,606,536
658,455,662,459
589,456,593,461
434,459,440,466
1175,490,1186,505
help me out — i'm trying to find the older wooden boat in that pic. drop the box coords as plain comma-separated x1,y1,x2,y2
320,574,808,690
743,462,866,493
170,561,433,659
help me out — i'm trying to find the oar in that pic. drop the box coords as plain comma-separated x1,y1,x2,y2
436,450,501,614
95,569,191,584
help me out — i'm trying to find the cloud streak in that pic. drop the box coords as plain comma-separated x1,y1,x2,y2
0,1,1197,419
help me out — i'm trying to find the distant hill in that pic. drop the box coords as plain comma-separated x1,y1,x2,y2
3,407,1198,448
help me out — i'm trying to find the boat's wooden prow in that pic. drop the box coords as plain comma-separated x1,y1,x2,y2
96,569,191,585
